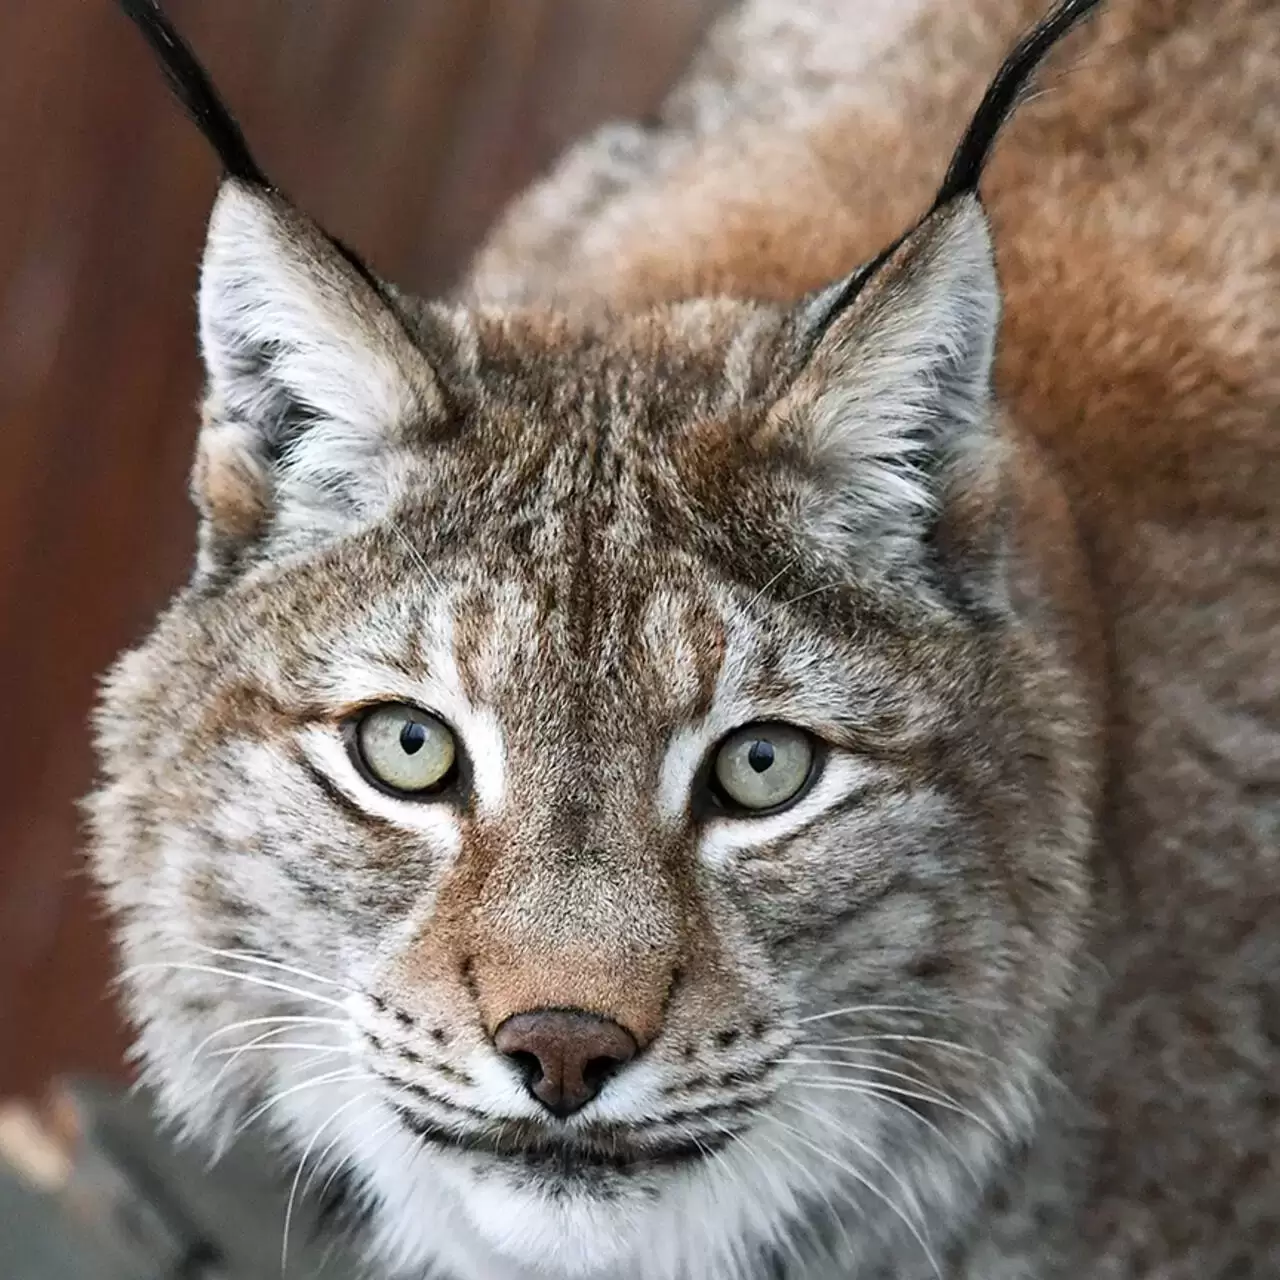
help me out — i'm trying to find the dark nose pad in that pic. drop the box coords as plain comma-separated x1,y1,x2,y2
494,1009,639,1118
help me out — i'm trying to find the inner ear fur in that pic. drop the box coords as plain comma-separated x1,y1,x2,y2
192,181,441,576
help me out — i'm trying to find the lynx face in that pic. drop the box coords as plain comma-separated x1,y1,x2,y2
89,181,1097,1279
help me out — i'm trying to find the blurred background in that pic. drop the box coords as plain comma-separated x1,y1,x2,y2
0,0,722,1103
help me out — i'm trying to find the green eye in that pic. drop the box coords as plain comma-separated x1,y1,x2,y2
354,704,456,796
712,723,815,813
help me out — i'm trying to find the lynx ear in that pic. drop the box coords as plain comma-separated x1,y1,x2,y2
766,0,1103,594
193,181,440,572
773,198,1003,583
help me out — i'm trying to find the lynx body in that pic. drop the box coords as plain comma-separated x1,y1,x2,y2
91,1,1280,1277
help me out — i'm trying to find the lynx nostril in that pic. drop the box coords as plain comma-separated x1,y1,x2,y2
581,1054,622,1093
505,1049,543,1090
494,1009,638,1119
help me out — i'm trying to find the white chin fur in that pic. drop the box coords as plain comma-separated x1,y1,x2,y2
461,1181,642,1276
358,1139,664,1279
343,1104,797,1280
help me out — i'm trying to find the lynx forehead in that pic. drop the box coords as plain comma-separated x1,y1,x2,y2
91,0,1280,1277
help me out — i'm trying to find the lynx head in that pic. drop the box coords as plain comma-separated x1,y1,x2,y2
90,3,1103,1277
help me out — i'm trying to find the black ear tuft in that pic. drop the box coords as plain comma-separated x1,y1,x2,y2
933,0,1104,208
805,0,1104,335
118,0,268,187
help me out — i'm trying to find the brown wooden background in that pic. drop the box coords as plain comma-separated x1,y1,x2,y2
0,0,720,1099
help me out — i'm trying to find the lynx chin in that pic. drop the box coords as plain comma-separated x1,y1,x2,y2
91,0,1279,1276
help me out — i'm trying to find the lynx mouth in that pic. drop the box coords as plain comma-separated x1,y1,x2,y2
392,1104,736,1175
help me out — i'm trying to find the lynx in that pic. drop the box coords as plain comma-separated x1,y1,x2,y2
90,0,1279,1277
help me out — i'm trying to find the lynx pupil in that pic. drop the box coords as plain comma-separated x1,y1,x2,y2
400,721,427,755
711,723,814,813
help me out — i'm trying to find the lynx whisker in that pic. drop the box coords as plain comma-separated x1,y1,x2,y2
780,1057,961,1100
784,1096,929,1227
188,944,358,995
821,1032,999,1066
786,1074,999,1139
797,1002,967,1026
190,1015,348,1064
697,1113,810,1277
742,556,799,612
209,1024,348,1085
745,1121,858,1266
235,1068,378,1137
282,1092,370,1273
302,1116,361,1204
315,1114,400,1204
789,1069,985,1189
207,1040,350,1058
794,1042,956,1075
763,1106,942,1280
386,518,443,591
764,580,846,620
205,1023,347,1094
120,961,350,1012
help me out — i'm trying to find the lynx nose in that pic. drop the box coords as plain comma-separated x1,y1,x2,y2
494,1009,638,1118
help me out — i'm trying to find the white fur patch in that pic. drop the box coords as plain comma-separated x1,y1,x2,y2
787,199,1000,548
198,182,436,531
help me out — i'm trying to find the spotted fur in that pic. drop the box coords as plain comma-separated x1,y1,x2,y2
90,1,1278,1277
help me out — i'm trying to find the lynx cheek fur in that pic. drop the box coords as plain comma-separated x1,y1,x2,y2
89,1,1278,1277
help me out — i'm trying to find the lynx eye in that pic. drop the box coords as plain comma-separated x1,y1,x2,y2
353,704,456,796
711,723,815,813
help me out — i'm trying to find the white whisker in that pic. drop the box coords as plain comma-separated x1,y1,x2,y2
798,1003,958,1026
303,1105,384,1203
761,1107,942,1280
282,1093,369,1273
207,1041,350,1059
822,1032,997,1066
698,1114,807,1277
121,962,350,1012
190,1015,348,1066
387,519,442,591
321,1115,406,1204
206,1022,348,1094
743,556,799,612
788,1059,990,1125
784,1096,928,1230
781,1057,955,1098
209,1024,329,1093
787,1075,999,1139
764,580,845,620
188,944,358,995
747,1124,857,1264
794,1042,963,1079
235,1069,377,1137
791,1071,985,1190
